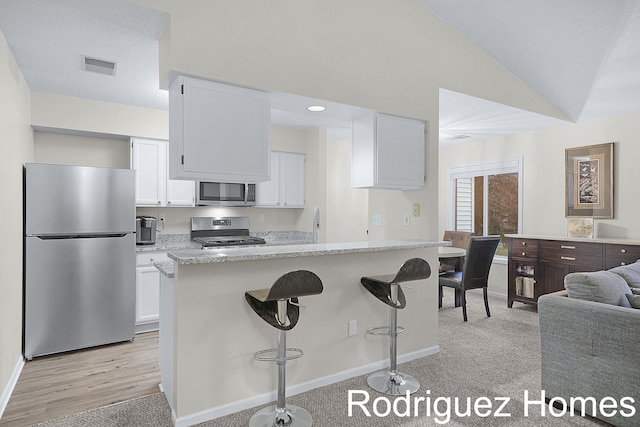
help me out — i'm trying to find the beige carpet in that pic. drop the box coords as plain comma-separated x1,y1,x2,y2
35,289,607,426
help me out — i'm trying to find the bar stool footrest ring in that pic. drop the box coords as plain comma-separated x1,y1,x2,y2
254,347,304,362
366,326,406,336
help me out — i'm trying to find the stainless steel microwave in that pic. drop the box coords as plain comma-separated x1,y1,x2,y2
196,181,256,207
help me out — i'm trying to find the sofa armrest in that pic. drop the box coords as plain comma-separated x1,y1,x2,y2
538,290,640,426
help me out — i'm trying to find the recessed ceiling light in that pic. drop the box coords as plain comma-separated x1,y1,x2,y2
307,105,327,112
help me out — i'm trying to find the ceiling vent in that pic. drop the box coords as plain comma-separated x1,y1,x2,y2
83,56,117,76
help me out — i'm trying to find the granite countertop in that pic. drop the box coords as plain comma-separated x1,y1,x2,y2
167,240,442,265
153,260,174,278
137,231,313,252
136,233,200,252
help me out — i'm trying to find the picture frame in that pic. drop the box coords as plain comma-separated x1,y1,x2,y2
567,217,594,238
565,142,614,218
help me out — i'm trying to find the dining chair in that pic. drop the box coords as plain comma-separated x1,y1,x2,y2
438,235,500,321
439,230,473,273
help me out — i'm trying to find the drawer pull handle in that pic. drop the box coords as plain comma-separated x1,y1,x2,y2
621,262,627,266
561,256,576,261
521,242,527,246
621,249,627,253
521,252,526,256
560,245,576,250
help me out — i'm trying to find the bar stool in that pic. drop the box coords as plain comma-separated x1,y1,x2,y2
360,258,431,395
245,270,323,427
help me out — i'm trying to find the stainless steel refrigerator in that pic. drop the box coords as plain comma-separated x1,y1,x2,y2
24,163,136,359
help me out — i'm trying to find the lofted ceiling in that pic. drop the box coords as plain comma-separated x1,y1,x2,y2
0,0,639,144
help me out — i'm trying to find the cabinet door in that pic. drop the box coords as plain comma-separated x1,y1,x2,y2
167,178,195,206
135,266,160,325
280,152,305,208
170,76,271,183
375,113,425,189
256,152,280,206
351,112,424,190
131,138,165,206
539,261,570,296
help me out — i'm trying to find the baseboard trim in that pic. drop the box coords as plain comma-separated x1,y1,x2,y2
174,345,440,427
0,355,25,419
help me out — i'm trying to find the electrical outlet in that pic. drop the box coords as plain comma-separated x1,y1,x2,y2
259,213,265,222
403,213,411,226
348,320,357,337
373,214,382,226
413,203,421,217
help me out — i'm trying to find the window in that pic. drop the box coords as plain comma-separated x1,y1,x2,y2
449,158,522,257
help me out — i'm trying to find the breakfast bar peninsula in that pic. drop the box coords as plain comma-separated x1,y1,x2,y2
159,240,442,426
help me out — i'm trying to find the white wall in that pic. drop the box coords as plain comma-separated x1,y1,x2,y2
133,0,575,244
34,132,130,169
0,29,33,415
439,112,640,296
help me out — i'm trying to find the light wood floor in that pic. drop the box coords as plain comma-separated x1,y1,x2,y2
0,331,160,427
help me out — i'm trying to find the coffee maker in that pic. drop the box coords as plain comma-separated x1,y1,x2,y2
136,216,157,245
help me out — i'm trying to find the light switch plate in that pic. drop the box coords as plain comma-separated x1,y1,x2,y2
373,214,382,226
413,203,420,217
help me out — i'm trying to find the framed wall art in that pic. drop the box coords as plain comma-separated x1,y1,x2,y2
565,142,614,218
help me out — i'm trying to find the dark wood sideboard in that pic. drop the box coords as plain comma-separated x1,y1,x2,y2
507,235,640,307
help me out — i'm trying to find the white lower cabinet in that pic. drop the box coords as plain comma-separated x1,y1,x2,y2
135,251,167,332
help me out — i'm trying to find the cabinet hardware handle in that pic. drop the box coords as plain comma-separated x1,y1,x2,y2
621,262,627,265
621,249,627,253
521,252,526,256
561,256,576,261
521,242,526,245
560,245,576,250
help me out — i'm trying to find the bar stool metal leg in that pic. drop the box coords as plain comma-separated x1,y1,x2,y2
366,283,420,396
249,300,313,427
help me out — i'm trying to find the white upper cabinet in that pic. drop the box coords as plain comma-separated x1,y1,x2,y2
351,112,425,190
130,137,195,207
169,76,271,183
256,151,305,208
131,138,165,206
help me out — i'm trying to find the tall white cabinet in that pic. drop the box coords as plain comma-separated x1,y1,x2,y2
130,137,194,207
256,151,305,208
351,112,425,190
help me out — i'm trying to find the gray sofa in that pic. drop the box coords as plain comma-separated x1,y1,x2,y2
538,261,640,427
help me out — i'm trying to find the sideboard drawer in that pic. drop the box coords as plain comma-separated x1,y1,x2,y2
540,240,603,256
540,251,603,267
604,244,640,269
509,239,538,259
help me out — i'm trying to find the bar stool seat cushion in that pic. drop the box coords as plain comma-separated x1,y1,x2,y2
360,258,431,309
245,270,323,330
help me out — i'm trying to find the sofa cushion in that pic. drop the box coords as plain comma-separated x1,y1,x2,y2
626,293,640,309
609,260,640,288
564,270,632,308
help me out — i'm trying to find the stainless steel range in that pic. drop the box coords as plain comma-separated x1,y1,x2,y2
190,216,266,248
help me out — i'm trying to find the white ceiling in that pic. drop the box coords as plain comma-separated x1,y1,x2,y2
1,0,639,144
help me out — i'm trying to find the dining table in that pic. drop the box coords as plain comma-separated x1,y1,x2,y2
438,246,466,272
438,246,466,307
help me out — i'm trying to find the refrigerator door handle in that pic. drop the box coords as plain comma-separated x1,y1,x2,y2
33,233,131,240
